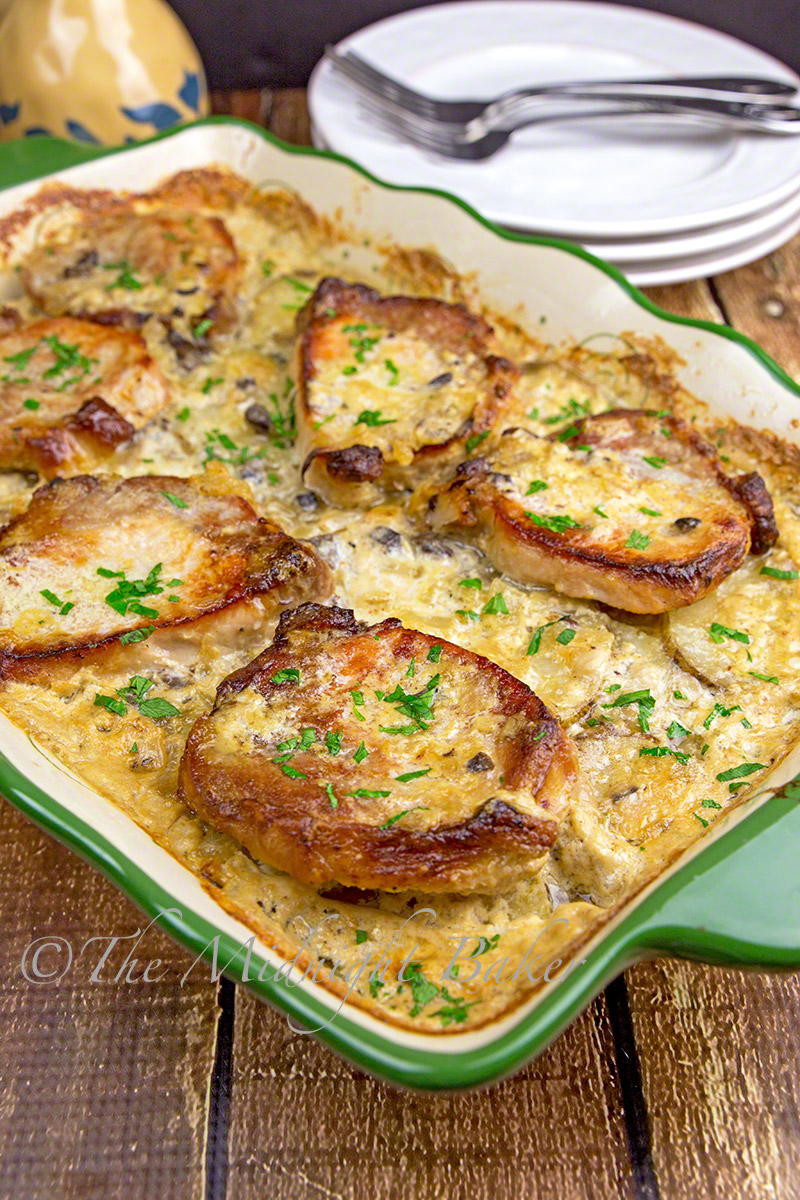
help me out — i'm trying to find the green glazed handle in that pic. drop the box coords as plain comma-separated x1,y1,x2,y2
630,786,800,969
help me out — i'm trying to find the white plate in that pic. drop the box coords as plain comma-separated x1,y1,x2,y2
310,1,800,238
614,203,800,285
567,184,800,263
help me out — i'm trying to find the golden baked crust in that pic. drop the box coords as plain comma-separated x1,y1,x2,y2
21,209,241,349
428,408,777,613
296,278,518,506
0,315,169,476
179,603,577,893
0,466,330,662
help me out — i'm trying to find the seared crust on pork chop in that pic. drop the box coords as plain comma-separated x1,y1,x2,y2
428,408,777,614
296,278,518,506
178,603,577,893
22,209,240,345
0,465,330,662
0,316,169,476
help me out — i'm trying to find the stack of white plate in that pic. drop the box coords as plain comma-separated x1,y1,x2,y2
309,1,800,285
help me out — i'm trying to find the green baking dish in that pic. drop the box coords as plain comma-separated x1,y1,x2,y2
0,118,798,1092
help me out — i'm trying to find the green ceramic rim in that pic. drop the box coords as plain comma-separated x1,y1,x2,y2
0,118,798,1092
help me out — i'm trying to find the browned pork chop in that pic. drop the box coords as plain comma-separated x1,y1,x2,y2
178,602,577,893
0,315,169,476
428,408,776,614
296,278,517,506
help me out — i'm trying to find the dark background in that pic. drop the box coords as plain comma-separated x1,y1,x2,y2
168,0,800,90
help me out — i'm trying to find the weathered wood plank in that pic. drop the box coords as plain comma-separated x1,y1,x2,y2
712,233,800,379
625,276,800,1200
227,990,634,1200
0,800,220,1199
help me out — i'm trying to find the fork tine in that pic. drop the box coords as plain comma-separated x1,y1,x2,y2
325,47,443,118
360,103,469,157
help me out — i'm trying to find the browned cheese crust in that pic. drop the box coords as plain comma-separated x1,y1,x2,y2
0,315,169,475
178,603,577,893
428,408,777,614
0,465,330,664
21,208,241,353
295,278,518,506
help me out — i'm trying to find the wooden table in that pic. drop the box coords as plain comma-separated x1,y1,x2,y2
1,90,799,1200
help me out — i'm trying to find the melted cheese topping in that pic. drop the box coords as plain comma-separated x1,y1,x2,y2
0,172,798,1033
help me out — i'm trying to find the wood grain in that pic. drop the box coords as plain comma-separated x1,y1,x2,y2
713,233,800,378
0,799,220,1199
227,990,635,1200
625,277,800,1200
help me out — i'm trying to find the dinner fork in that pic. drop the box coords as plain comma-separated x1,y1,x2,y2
361,96,800,160
325,46,798,131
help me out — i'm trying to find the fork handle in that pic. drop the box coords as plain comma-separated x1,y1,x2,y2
490,92,800,134
492,76,798,122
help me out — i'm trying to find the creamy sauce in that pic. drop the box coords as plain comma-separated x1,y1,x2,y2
0,170,798,1032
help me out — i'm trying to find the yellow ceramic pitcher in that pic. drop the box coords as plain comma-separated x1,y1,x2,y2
0,0,209,144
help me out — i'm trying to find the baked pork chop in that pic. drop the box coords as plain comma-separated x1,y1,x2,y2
0,316,169,476
428,408,777,614
178,603,577,894
22,209,240,347
0,465,330,662
295,278,518,507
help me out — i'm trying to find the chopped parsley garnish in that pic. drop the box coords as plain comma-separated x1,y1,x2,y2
593,505,609,519
103,563,168,618
602,687,655,732
381,673,440,731
643,455,666,469
161,491,188,508
542,397,590,425
100,675,180,720
285,276,313,294
465,430,489,454
355,409,396,427
350,690,366,720
137,696,181,719
350,788,391,799
355,930,368,944
639,746,690,765
4,345,37,371
261,260,275,276
119,624,155,645
702,798,722,810
176,406,191,422
716,762,765,782
192,318,213,339
39,588,73,615
94,693,127,716
638,506,661,517
459,578,482,589
353,741,369,764
760,566,799,580
324,781,338,809
271,668,300,685
325,731,342,755
384,358,399,385
279,763,306,779
709,623,750,645
379,805,427,828
749,670,779,684
201,377,224,394
399,961,474,1024
626,529,650,550
455,609,479,621
203,428,266,465
342,365,358,376
694,812,709,828
555,627,576,645
526,617,564,656
556,423,580,442
703,703,741,729
673,689,685,700
482,593,509,615
525,512,581,532
23,398,40,410
395,768,431,782
667,720,691,739
526,480,548,494
469,934,500,957
103,260,143,290
427,644,442,662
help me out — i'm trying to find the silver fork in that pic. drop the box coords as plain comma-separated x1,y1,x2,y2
360,95,800,160
325,45,798,131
